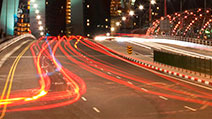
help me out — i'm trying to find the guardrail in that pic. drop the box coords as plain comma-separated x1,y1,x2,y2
155,35,212,46
0,34,36,52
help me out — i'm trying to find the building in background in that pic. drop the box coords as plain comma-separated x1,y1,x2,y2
110,0,122,33
83,0,111,37
30,0,45,37
0,0,19,35
14,0,30,36
45,0,65,36
71,0,111,37
66,0,71,36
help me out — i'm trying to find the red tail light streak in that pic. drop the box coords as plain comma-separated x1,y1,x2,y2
1,35,212,117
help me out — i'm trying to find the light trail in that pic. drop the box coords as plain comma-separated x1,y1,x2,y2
1,35,212,116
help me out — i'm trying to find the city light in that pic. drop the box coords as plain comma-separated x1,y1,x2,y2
33,4,38,8
129,10,135,16
106,33,110,36
116,22,120,26
40,32,44,35
122,16,127,21
111,27,115,32
139,5,144,10
38,21,42,25
150,0,156,5
36,15,41,19
39,26,44,31
35,10,39,14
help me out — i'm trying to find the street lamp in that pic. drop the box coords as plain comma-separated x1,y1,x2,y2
151,0,156,5
116,22,120,26
139,5,144,10
149,0,156,24
129,10,135,16
122,16,126,21
138,5,144,28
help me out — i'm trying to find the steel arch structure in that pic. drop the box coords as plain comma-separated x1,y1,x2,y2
146,8,212,40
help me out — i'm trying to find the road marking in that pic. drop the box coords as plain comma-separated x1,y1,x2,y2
107,72,111,75
93,107,100,113
81,97,87,101
94,65,98,67
54,82,64,85
127,81,133,84
141,88,148,92
184,106,197,112
100,68,104,71
159,96,168,100
116,76,121,79
0,42,33,119
0,41,29,68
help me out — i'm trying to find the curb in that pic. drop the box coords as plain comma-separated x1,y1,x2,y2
96,42,212,87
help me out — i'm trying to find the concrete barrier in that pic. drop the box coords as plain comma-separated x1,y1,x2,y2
0,34,36,52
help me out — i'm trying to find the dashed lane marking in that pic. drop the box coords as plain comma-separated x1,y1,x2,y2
116,76,121,79
127,81,133,84
159,96,168,100
93,107,100,113
141,88,148,92
81,97,87,101
107,72,111,75
184,106,197,112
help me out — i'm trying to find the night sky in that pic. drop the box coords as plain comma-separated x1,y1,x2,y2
167,0,212,14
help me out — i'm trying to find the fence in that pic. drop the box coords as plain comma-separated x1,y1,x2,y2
154,50,212,76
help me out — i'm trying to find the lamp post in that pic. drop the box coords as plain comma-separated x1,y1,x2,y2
138,5,144,28
149,0,156,25
129,10,135,29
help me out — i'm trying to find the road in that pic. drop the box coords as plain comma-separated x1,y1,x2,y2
0,36,212,119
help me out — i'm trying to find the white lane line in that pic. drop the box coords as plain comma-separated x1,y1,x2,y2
107,72,111,75
0,41,29,68
141,88,148,92
93,107,100,113
184,106,197,112
100,68,104,71
127,81,133,84
81,97,87,101
55,82,64,85
116,76,121,79
159,96,168,100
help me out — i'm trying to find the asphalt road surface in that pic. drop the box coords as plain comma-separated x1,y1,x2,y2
0,36,212,119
